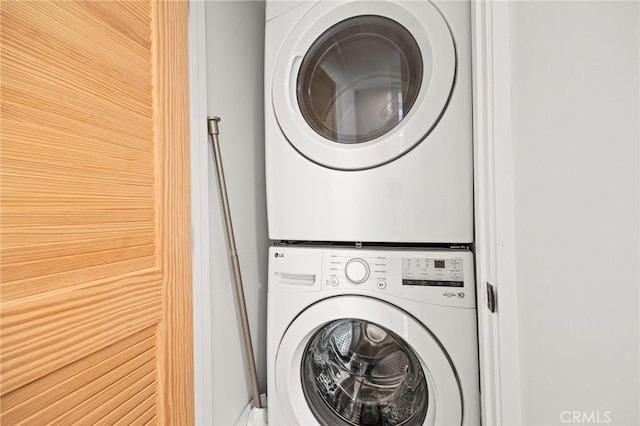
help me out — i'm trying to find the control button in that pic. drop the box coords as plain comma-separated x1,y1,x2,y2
377,280,387,290
330,278,339,287
345,258,370,284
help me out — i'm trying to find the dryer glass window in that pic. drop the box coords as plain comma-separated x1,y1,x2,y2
297,16,423,144
301,319,428,425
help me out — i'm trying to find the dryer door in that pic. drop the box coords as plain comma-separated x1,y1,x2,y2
274,296,462,425
271,0,455,170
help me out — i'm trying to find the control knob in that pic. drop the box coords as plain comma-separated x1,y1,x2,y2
345,258,370,284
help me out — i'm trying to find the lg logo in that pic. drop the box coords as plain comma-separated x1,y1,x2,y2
560,411,611,424
274,252,284,258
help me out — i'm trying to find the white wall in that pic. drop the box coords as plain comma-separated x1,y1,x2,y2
191,1,268,425
509,2,639,425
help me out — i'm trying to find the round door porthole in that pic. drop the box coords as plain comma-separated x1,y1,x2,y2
297,16,423,144
301,319,428,426
271,1,456,170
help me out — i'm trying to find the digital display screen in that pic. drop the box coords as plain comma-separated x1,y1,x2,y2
401,257,464,287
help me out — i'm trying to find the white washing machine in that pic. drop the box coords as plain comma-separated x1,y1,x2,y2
265,0,473,243
267,246,480,425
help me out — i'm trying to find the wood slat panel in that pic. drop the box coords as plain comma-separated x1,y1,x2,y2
1,326,155,412
152,0,193,424
2,243,155,283
1,99,151,157
0,0,192,421
70,371,156,426
1,327,156,424
1,256,156,301
1,269,162,395
1,223,155,248
2,118,154,163
1,172,153,199
2,270,158,342
93,381,156,426
24,349,156,426
2,210,155,229
0,0,155,249
115,392,157,426
137,407,157,425
2,234,154,264
79,1,152,47
23,351,156,425
2,104,153,155
1,2,153,105
3,198,155,213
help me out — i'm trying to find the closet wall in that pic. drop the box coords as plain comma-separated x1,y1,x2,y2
190,1,269,425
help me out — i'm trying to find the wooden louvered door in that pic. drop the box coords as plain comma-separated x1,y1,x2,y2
1,1,193,424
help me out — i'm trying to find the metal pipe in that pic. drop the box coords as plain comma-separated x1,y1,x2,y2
207,116,263,410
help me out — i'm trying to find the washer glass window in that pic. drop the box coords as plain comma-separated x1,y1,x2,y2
297,16,423,144
301,319,428,425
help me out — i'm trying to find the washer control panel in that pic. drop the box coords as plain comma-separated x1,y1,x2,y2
321,248,475,307
326,253,389,288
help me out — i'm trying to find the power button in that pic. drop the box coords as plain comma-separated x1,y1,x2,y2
377,280,387,290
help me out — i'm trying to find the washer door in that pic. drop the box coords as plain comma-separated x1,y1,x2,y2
274,296,462,425
272,0,455,170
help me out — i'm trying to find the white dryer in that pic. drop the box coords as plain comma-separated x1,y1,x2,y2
265,0,473,243
267,246,480,425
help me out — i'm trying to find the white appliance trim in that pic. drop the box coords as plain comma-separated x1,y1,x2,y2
472,1,522,425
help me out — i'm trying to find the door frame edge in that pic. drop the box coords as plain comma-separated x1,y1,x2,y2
188,1,214,424
472,1,523,425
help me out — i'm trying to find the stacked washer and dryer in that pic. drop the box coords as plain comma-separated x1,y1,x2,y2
264,1,479,425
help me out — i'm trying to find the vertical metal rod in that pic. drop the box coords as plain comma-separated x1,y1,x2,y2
207,116,262,410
